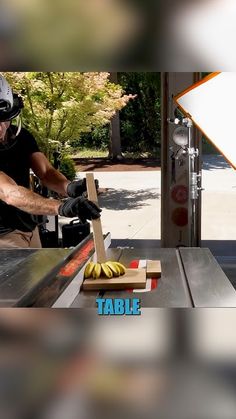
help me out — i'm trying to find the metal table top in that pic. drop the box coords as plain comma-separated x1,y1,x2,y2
0,233,103,307
72,247,236,308
1,246,236,307
179,247,236,307
72,248,192,308
0,248,70,307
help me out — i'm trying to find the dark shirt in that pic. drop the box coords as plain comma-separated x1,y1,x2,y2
0,125,40,234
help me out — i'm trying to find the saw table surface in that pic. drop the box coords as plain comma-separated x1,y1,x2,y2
73,247,236,308
1,246,236,308
0,248,70,307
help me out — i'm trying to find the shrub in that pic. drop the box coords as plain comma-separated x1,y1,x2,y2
59,155,76,180
70,125,110,151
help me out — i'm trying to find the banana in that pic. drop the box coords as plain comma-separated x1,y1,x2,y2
101,263,113,279
84,260,126,281
93,262,102,279
106,261,120,277
113,261,126,275
84,261,96,279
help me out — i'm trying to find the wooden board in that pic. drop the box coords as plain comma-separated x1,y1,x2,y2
82,268,146,291
86,173,106,263
146,260,161,278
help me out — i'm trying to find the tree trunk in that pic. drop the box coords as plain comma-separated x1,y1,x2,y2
108,72,123,160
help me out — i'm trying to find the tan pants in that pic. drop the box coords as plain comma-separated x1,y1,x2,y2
0,227,42,248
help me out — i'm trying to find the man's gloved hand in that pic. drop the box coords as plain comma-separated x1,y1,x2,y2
59,196,102,223
67,178,99,198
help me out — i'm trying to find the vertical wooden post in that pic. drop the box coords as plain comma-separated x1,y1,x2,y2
86,173,106,263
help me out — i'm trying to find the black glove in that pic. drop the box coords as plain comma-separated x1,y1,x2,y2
58,196,102,223
67,178,99,198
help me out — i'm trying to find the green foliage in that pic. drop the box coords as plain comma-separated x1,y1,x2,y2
71,125,110,152
118,72,161,154
5,72,161,157
3,72,134,157
59,155,76,181
68,73,162,156
73,148,108,158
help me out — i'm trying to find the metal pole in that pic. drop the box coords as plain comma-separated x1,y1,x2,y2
187,121,195,246
187,119,200,247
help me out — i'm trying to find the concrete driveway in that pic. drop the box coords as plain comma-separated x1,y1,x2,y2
201,154,236,241
58,154,236,248
59,170,161,248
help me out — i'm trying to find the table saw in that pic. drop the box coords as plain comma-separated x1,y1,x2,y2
1,232,236,308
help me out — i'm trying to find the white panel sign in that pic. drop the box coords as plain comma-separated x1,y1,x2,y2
175,72,236,169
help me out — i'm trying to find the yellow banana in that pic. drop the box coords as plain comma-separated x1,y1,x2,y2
106,261,120,277
101,263,113,279
114,262,126,275
84,261,96,279
93,262,102,279
84,260,126,281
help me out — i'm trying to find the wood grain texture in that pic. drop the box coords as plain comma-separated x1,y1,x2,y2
86,173,107,263
146,260,161,278
82,268,146,291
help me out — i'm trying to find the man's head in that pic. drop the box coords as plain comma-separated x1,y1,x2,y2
0,75,24,142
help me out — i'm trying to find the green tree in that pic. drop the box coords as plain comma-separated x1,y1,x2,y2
118,72,161,155
3,72,134,157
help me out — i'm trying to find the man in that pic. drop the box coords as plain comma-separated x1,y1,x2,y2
0,74,101,248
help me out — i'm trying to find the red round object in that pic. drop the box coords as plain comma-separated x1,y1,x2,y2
171,207,188,226
171,185,188,204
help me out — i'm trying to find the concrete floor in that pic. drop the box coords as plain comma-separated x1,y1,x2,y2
201,154,236,241
57,154,236,286
200,155,236,287
57,153,236,249
58,170,161,248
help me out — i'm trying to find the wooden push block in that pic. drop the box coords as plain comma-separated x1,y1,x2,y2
146,260,161,278
82,268,146,291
